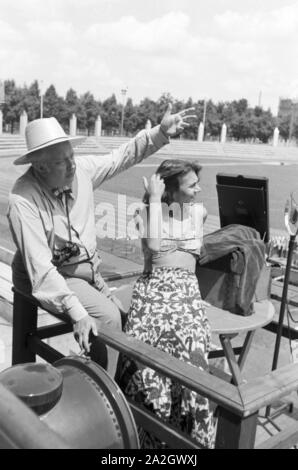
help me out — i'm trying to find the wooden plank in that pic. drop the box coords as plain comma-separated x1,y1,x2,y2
96,323,243,415
36,322,72,339
0,262,12,282
0,248,14,266
239,362,298,416
219,336,243,386
27,336,64,364
0,278,13,303
129,402,201,449
209,347,242,359
271,280,298,307
256,421,298,449
216,409,258,449
207,300,275,335
209,364,232,382
263,320,298,340
12,292,37,365
238,331,255,371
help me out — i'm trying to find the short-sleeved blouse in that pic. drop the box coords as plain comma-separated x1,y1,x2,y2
137,203,204,270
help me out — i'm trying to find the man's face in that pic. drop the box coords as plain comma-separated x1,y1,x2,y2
43,142,76,189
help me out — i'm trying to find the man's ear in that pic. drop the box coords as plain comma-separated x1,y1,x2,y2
34,160,50,175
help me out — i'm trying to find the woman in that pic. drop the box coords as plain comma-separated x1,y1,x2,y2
119,159,215,449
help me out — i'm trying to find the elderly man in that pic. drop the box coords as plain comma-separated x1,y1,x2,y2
7,104,195,377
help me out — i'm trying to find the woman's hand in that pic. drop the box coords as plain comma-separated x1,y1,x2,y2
143,174,165,201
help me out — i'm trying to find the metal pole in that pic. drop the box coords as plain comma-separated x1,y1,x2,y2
120,87,127,136
289,103,294,143
39,80,44,118
203,99,207,128
266,197,298,417
120,103,124,136
202,99,207,141
272,234,296,371
265,235,296,417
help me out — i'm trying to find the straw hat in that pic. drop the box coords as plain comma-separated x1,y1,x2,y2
14,117,86,165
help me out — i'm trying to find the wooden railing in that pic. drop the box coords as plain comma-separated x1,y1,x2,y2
9,285,298,449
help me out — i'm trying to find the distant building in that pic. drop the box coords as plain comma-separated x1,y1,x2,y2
278,98,298,141
278,98,298,119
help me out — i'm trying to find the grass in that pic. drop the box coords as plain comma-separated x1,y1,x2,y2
101,157,298,230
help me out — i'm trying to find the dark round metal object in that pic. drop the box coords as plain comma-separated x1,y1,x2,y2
0,363,63,415
48,357,139,449
0,357,139,449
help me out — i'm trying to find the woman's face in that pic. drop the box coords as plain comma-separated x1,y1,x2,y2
172,170,201,205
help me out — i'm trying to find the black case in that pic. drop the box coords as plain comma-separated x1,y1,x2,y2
216,173,270,243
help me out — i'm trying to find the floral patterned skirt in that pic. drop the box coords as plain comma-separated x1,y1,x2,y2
119,267,215,449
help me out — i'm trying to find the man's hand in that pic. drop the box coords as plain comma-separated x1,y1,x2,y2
73,316,98,354
160,103,197,137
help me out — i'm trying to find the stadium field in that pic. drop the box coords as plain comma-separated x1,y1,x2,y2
0,153,297,256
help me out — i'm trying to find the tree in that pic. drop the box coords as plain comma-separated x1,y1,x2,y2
43,85,66,125
62,88,86,131
136,97,157,131
1,78,281,142
22,80,40,121
292,120,298,141
80,91,100,135
101,94,121,135
230,113,256,141
156,92,175,123
2,80,23,133
65,88,79,115
123,98,138,135
254,108,275,143
205,101,222,140
174,97,196,140
232,98,248,115
278,115,291,141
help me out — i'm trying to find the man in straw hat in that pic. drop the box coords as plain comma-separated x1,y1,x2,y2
7,104,196,377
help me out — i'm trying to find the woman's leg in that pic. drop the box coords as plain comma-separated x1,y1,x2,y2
65,277,122,378
122,269,215,448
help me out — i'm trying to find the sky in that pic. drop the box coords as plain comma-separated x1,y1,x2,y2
0,0,297,114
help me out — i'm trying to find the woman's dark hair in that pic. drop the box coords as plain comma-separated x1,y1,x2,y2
143,159,202,205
